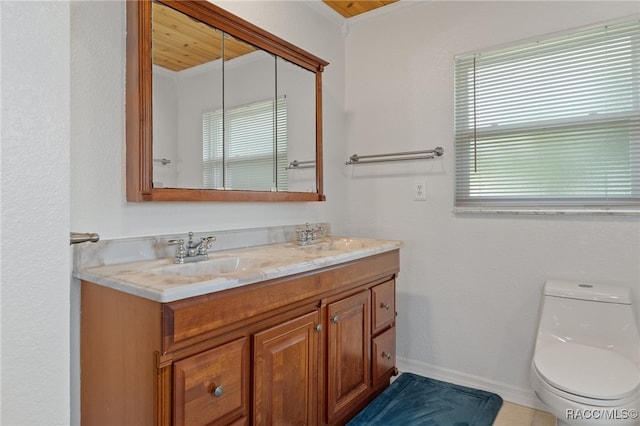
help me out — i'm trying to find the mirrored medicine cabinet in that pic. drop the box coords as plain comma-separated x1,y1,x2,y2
126,0,329,202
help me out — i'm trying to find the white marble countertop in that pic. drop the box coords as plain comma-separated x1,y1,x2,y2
74,236,403,302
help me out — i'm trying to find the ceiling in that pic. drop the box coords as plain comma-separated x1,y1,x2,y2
152,1,400,72
322,0,400,18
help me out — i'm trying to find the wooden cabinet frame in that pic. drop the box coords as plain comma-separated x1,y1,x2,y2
126,0,328,202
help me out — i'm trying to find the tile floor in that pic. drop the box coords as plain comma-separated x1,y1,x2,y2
494,402,556,426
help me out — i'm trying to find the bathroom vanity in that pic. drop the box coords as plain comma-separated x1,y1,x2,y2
76,230,401,425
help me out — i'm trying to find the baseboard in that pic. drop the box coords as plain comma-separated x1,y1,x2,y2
396,356,549,411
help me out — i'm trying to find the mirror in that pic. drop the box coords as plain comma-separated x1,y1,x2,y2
126,0,328,201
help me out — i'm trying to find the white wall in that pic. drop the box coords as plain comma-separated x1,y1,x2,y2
344,1,640,406
1,1,71,424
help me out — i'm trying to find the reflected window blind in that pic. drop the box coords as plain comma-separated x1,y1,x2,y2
454,19,640,212
203,97,287,191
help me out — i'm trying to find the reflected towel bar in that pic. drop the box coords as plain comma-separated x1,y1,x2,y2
346,147,444,165
286,160,316,170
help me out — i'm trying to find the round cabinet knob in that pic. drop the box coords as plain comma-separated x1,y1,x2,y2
211,385,224,398
382,352,392,360
381,303,390,310
331,316,339,324
315,324,323,333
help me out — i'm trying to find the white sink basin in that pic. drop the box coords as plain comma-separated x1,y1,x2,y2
144,238,384,279
152,256,265,277
299,238,371,252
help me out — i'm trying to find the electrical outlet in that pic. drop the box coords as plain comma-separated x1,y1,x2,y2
414,181,426,201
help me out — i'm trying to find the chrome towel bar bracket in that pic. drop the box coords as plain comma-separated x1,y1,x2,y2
70,232,100,245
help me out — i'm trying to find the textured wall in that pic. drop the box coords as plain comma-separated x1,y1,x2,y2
1,2,71,424
344,1,640,406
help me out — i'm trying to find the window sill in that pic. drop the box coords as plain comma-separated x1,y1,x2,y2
453,207,640,216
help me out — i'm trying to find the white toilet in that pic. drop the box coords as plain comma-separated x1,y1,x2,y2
531,280,640,426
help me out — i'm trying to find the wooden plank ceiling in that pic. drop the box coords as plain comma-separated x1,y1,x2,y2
152,1,399,72
322,1,399,18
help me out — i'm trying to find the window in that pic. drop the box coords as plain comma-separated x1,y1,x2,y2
203,97,287,191
454,19,640,213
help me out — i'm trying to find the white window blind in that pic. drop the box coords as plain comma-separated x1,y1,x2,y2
203,97,287,191
454,19,640,213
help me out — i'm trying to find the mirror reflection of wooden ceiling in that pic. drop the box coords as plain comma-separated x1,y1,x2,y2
152,1,399,72
152,2,255,72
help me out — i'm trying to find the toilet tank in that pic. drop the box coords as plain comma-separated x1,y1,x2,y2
536,280,640,365
545,279,632,304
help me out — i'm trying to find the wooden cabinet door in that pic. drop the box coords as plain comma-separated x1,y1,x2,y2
253,310,320,426
327,290,371,422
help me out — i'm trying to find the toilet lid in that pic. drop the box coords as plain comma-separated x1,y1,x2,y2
534,343,640,400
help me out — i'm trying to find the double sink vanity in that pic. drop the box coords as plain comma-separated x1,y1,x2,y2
74,224,402,425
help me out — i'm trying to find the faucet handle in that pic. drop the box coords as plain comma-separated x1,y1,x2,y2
199,236,216,254
168,239,186,263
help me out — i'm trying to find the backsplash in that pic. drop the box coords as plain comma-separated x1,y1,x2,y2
73,222,331,270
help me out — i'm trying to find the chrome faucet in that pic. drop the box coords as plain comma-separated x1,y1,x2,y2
295,223,325,246
168,232,216,264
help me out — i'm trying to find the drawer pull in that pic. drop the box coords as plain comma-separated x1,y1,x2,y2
211,385,224,398
331,315,339,324
381,352,392,360
381,303,390,310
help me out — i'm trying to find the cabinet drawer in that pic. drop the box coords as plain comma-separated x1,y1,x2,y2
372,327,395,383
173,337,247,426
372,279,395,334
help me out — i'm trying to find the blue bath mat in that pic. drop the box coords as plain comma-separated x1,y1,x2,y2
347,373,503,426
